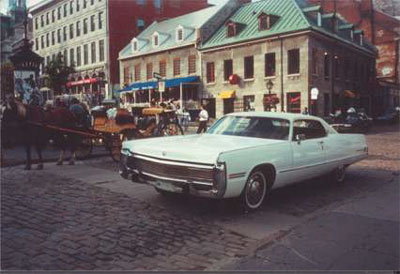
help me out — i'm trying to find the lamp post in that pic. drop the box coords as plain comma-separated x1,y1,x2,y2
266,79,273,94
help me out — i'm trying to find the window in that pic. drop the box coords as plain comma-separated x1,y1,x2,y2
90,0,94,5
134,64,141,81
51,31,55,45
35,18,38,29
99,40,104,62
98,12,103,29
188,55,196,74
159,60,166,77
83,0,87,8
77,46,81,66
41,15,44,27
153,34,159,47
52,10,55,22
57,7,61,20
146,63,153,80
334,56,340,79
84,44,88,65
259,14,267,30
293,120,327,140
244,95,255,111
76,21,81,36
287,92,301,113
206,62,215,83
123,67,131,84
46,12,49,25
324,53,330,78
132,41,138,52
90,15,95,32
265,53,275,77
324,93,330,116
76,0,80,11
46,33,49,47
288,49,300,75
70,1,73,14
227,23,236,37
46,56,50,65
64,3,67,17
57,29,61,43
154,0,161,12
64,49,68,64
83,19,88,34
70,48,74,66
312,48,318,75
173,58,180,76
91,42,96,63
63,26,67,41
177,28,183,41
244,56,254,79
224,59,233,81
35,38,39,50
69,24,74,39
41,35,44,48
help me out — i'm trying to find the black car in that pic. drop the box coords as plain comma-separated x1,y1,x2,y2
330,111,372,133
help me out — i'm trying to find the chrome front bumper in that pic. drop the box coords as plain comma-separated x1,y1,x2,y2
119,152,226,198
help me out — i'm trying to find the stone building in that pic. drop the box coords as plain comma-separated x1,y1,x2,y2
199,0,377,118
309,0,400,116
118,0,245,115
29,0,209,98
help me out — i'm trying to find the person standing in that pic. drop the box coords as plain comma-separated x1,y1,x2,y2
197,104,209,133
301,107,309,115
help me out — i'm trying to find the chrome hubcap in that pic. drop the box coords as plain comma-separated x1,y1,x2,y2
246,173,266,208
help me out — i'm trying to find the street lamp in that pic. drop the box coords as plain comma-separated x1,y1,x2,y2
266,79,274,94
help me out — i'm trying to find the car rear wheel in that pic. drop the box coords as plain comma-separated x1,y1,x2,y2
240,169,271,212
333,165,346,183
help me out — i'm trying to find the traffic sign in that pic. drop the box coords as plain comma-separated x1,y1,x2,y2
311,87,319,100
158,81,165,92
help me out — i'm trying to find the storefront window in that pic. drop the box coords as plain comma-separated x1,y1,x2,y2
243,95,255,111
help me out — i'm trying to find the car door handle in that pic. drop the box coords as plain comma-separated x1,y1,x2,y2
318,141,324,144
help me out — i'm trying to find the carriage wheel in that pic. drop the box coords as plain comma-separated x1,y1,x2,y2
109,130,135,163
75,137,93,160
159,122,184,136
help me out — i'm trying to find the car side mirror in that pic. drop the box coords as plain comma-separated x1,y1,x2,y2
295,134,306,144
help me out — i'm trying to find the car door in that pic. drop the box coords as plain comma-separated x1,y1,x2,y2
290,119,327,181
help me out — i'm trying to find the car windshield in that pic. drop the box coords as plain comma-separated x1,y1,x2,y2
207,116,290,140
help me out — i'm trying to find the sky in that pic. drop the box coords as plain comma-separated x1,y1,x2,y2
1,0,228,14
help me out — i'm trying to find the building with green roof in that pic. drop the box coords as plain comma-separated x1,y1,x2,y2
199,0,376,118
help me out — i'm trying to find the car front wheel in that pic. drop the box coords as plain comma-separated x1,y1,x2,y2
241,170,271,212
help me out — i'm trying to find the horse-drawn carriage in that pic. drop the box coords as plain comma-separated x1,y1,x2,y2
1,96,184,169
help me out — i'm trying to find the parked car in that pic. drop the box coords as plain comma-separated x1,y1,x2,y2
375,108,400,125
330,111,373,133
120,112,368,211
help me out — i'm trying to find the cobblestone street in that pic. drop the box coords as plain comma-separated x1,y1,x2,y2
1,125,399,270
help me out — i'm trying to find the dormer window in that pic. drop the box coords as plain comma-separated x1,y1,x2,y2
258,13,280,31
153,33,159,47
176,26,184,42
226,22,236,37
133,41,137,52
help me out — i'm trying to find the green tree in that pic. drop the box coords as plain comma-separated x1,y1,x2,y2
44,54,75,95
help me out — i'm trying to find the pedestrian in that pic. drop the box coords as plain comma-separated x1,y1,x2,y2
302,107,309,115
197,104,209,134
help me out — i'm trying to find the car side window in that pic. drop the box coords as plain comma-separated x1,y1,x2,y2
293,119,327,140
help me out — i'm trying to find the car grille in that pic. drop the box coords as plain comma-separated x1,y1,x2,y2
127,155,214,184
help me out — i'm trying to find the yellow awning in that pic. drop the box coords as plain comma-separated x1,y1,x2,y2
218,90,236,99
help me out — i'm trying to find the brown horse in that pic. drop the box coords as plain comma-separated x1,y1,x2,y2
1,96,83,169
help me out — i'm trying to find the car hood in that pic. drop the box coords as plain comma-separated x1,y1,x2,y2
122,134,286,164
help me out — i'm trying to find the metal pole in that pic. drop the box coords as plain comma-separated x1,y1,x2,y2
180,82,183,109
148,89,151,105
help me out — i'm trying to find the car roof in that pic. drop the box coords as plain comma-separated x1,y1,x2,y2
225,111,324,122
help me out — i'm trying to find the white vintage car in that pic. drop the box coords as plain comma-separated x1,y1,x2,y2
120,112,368,211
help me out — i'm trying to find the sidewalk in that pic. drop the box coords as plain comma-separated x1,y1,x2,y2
228,177,399,270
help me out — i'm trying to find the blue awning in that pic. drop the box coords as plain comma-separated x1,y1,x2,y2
165,76,199,88
118,75,199,93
